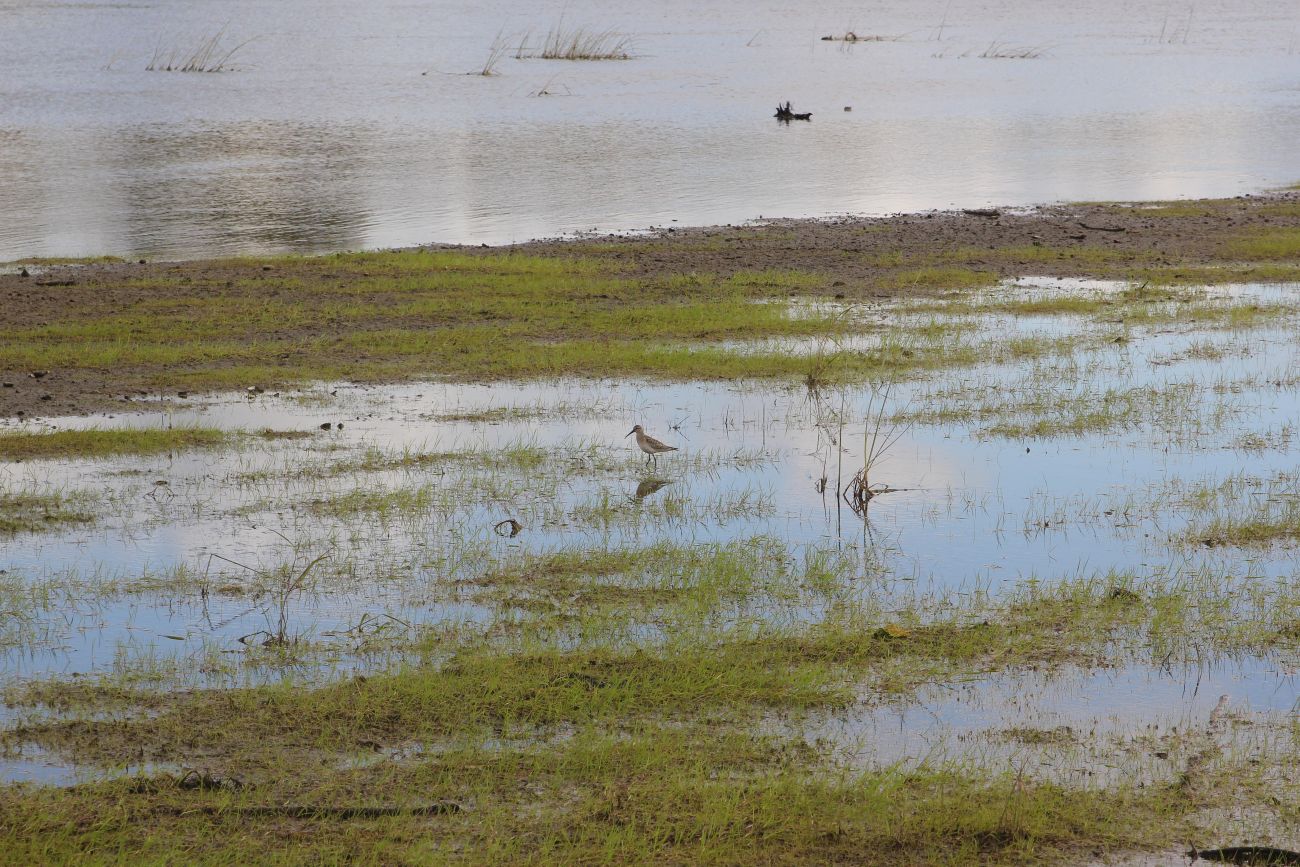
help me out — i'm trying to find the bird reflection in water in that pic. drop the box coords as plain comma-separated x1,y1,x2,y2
632,478,672,500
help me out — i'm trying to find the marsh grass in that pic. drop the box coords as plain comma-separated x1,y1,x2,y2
895,375,1227,442
463,539,800,615
474,30,509,76
6,199,1300,860
0,487,95,534
1134,202,1220,217
1257,201,1300,217
3,528,1296,861
5,221,1299,401
145,26,253,73
304,484,438,520
5,561,216,604
238,441,551,485
0,427,228,460
12,555,1295,760
879,265,997,290
536,25,632,60
0,728,1189,865
0,252,878,392
1222,227,1300,261
979,41,1048,59
1180,472,1300,548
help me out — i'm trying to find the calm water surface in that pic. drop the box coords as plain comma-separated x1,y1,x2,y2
1,0,1298,258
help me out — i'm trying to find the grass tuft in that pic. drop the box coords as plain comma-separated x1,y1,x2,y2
0,427,228,461
536,25,632,60
145,26,253,73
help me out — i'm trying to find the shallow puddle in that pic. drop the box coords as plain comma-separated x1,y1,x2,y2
809,656,1298,787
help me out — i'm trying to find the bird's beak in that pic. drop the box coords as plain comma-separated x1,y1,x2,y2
625,428,635,437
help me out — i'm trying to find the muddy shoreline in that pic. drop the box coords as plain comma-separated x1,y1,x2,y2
2,191,1297,420
523,192,1299,279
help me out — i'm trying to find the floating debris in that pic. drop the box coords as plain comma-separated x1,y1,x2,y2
774,101,811,121
494,518,523,538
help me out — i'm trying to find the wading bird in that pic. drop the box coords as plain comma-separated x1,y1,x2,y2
626,424,678,467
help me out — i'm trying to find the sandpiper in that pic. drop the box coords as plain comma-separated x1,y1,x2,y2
626,424,678,466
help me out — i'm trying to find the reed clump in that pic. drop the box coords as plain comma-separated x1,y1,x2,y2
536,25,633,60
146,26,253,73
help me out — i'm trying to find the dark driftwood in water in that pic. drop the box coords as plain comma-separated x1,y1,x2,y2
774,101,811,121
493,518,523,537
1191,847,1300,866
963,208,1000,218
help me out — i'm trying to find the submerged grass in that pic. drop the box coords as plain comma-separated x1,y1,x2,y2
10,553,1293,763
0,487,95,534
896,371,1242,442
3,527,1296,861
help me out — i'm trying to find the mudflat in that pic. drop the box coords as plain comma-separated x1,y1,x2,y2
2,191,1297,419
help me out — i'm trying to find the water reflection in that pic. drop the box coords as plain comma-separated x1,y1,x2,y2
109,124,364,254
0,0,1296,258
632,477,672,499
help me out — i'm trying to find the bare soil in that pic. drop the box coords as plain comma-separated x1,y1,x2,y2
529,193,1297,280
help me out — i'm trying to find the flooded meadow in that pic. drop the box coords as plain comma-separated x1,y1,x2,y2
2,263,1299,862
3,0,1300,859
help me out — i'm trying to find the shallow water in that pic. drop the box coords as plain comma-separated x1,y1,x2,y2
4,281,1300,781
1,0,1298,259
812,656,1299,786
6,658,1292,788
5,288,1300,668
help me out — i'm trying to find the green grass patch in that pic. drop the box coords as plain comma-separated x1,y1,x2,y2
1221,227,1300,261
304,484,439,520
1256,202,1300,218
0,427,229,461
877,266,998,291
1124,263,1300,285
1177,472,1300,550
0,727,1190,866
0,252,868,393
1131,202,1219,217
